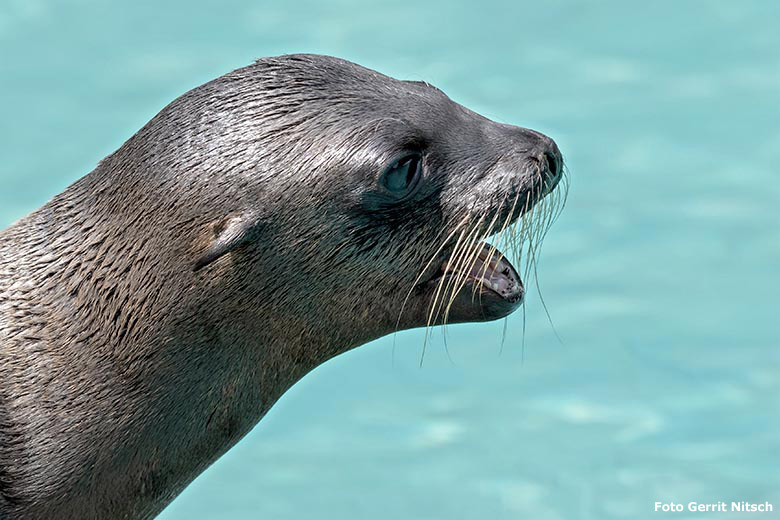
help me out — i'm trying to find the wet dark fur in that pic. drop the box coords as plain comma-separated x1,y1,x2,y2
0,54,562,519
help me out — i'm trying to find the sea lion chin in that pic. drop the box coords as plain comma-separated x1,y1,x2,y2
0,54,564,519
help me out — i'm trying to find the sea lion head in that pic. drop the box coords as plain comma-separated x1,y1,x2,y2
171,54,566,353
90,53,564,365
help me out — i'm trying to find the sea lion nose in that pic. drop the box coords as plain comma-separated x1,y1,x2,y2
529,130,563,181
543,148,562,181
507,126,563,185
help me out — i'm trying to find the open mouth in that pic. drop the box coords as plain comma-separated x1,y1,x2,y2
419,242,524,323
441,243,523,302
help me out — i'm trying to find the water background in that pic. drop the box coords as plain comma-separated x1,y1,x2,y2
1,1,778,518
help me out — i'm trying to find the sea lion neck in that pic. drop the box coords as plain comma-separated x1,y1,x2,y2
0,194,352,519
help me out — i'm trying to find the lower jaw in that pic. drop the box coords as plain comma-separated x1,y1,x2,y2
421,275,523,325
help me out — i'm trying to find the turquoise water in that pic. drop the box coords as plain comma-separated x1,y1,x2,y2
1,1,778,518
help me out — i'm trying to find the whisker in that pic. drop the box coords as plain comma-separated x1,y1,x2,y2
429,219,482,324
393,215,469,365
435,216,487,329
474,193,519,301
442,204,501,322
420,214,489,366
441,222,487,324
419,224,471,365
499,316,508,356
395,216,468,333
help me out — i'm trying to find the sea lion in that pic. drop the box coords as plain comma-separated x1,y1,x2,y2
0,54,564,519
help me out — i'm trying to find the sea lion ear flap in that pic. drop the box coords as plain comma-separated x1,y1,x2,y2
193,212,262,272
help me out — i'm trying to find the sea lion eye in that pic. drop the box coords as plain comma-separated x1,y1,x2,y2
381,154,422,194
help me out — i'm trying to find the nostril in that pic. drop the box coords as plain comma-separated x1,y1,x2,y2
544,151,559,178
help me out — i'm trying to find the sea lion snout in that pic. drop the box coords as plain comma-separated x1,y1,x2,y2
498,125,564,190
